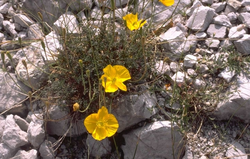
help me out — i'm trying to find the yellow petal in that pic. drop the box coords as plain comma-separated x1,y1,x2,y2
97,106,108,120
123,13,145,31
115,81,127,91
113,65,131,82
138,20,147,28
105,82,119,92
103,65,116,79
104,114,119,137
159,0,175,6
84,113,98,134
92,127,107,141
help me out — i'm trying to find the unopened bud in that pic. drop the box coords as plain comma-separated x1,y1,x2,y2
73,103,80,112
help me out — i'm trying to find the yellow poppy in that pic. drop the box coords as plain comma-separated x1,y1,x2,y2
101,65,131,93
159,0,175,6
84,106,119,141
123,13,146,31
73,103,80,111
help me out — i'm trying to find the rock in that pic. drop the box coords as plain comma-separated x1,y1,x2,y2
218,67,236,82
3,20,17,37
154,60,171,75
0,115,5,138
0,143,16,159
242,0,250,6
94,0,128,8
159,26,186,58
39,140,54,159
182,146,193,159
193,79,206,89
228,25,246,39
27,23,44,39
13,14,35,28
201,0,213,5
0,13,3,26
46,105,86,136
186,6,215,32
187,68,197,77
234,34,250,55
227,0,242,10
196,32,207,39
0,70,30,116
238,12,250,28
226,141,247,159
11,149,38,159
227,12,238,23
22,0,67,26
205,38,220,49
198,64,209,73
180,34,197,53
2,115,29,149
171,72,190,85
86,135,111,158
186,0,203,16
170,61,181,73
213,15,232,27
27,112,45,148
53,11,80,35
14,115,29,132
122,121,183,159
64,0,92,12
0,3,11,14
184,54,197,68
112,90,157,132
211,2,226,13
212,73,250,122
206,24,227,39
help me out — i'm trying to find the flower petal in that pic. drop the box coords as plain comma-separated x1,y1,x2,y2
84,113,98,134
115,81,127,91
113,65,131,82
97,106,108,120
92,127,108,141
105,82,119,92
159,0,175,6
104,114,119,137
103,65,116,79
123,13,141,31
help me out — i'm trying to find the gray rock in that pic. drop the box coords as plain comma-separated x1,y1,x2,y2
242,0,250,6
213,15,232,27
0,143,16,159
187,68,197,77
27,23,44,39
17,31,27,40
224,5,237,14
207,24,227,39
228,25,246,39
14,115,29,131
186,0,203,16
0,3,11,14
13,14,35,28
64,0,92,12
0,32,5,42
22,0,67,26
122,121,183,159
0,0,7,6
94,0,128,8
2,115,28,149
227,12,238,23
186,6,215,32
86,135,111,158
196,32,207,39
234,34,250,55
184,54,197,68
0,13,3,26
7,6,15,17
205,38,220,48
227,0,242,10
112,90,157,132
180,34,197,53
46,105,86,136
226,141,247,159
171,72,190,84
10,149,37,159
0,115,5,139
193,79,206,89
211,2,226,13
53,11,80,35
39,140,54,159
154,60,171,75
170,61,180,73
27,112,45,148
198,64,209,73
218,67,236,82
0,70,30,116
159,26,186,58
238,12,250,28
183,146,194,159
3,20,17,37
212,73,250,122
201,0,213,5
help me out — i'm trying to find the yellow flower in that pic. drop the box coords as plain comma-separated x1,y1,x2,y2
159,0,175,6
84,106,119,141
101,65,131,93
123,13,146,31
73,103,79,111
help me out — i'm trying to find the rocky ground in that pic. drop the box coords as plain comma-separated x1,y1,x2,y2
0,0,250,159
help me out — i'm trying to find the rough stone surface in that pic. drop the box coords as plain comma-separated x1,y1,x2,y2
205,38,220,48
234,34,250,55
211,2,226,13
0,2,10,14
186,6,215,31
13,14,34,28
27,23,44,39
0,143,16,159
226,141,247,159
122,121,183,159
213,14,232,27
39,140,54,159
171,72,190,85
218,67,236,83
11,149,38,159
3,20,17,37
154,60,171,75
207,24,227,39
184,54,197,68
112,90,157,132
2,115,28,149
86,135,111,158
228,25,247,39
227,0,242,10
64,0,92,12
238,12,250,28
14,115,29,132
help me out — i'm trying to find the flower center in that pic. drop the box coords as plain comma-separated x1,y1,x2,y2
133,22,139,28
112,78,116,84
96,120,107,128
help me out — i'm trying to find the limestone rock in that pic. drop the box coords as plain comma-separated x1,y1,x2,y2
184,54,198,68
238,12,250,28
0,143,16,159
10,149,38,159
205,38,220,49
218,67,236,82
226,141,247,159
3,20,17,37
227,0,242,10
0,2,11,14
234,34,250,55
14,115,29,132
213,15,232,27
228,25,246,39
39,140,54,159
13,14,35,28
206,24,227,39
122,121,183,159
86,135,111,158
211,2,226,13
64,0,92,12
112,90,157,132
154,60,171,75
27,23,44,39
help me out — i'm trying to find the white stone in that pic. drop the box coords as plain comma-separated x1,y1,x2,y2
187,68,197,77
213,15,232,27
227,0,242,10
0,143,15,159
39,140,54,159
226,141,247,159
205,38,220,48
211,2,226,13
228,25,246,39
170,62,180,73
180,34,197,53
195,32,207,39
186,0,203,16
13,14,35,28
11,149,38,159
64,0,92,12
242,0,250,6
234,34,250,55
86,135,111,157
154,60,171,75
94,0,128,8
207,24,227,39
27,23,44,39
238,12,250,28
184,55,197,68
171,72,190,84
227,12,238,23
186,6,215,32
218,67,236,82
122,121,183,159
0,3,11,14
14,115,29,132
198,64,209,73
3,20,17,37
